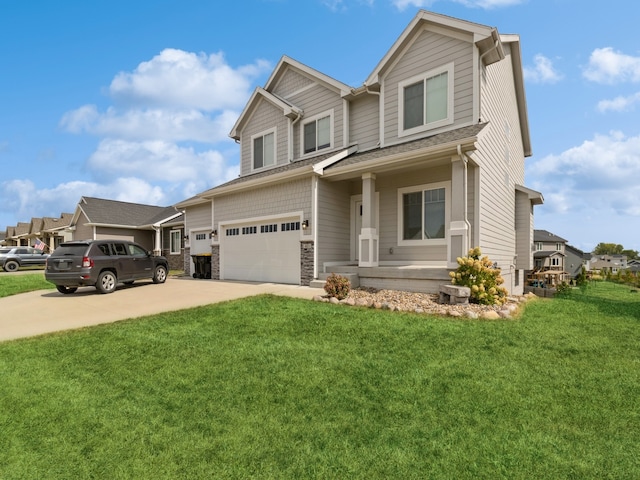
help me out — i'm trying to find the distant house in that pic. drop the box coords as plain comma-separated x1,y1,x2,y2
564,244,588,279
590,254,628,274
69,197,185,270
176,10,543,294
533,229,567,272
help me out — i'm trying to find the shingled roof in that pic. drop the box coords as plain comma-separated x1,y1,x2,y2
75,197,182,228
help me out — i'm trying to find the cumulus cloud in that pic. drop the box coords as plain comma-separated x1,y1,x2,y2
61,105,237,143
524,54,563,84
583,47,640,84
597,92,640,112
527,131,640,217
391,0,524,10
109,48,270,111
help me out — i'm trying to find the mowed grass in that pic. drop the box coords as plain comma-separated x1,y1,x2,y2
0,282,639,479
0,273,54,298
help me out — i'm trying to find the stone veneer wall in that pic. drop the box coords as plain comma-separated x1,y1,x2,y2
162,249,186,272
300,240,314,286
211,244,220,280
184,247,191,276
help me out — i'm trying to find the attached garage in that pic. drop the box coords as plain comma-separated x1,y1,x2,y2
221,217,301,284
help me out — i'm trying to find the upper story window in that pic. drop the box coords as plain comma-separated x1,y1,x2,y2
399,62,454,137
397,182,450,246
535,242,543,251
555,243,563,251
252,128,276,170
302,110,333,155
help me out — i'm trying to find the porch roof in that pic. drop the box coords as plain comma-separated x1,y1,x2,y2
199,123,486,198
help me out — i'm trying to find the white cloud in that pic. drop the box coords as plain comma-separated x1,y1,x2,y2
527,131,640,217
391,0,524,9
597,92,640,112
524,54,563,84
61,105,237,144
86,139,236,189
109,48,270,111
583,47,640,84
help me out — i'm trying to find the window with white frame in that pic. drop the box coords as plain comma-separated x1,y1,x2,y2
170,230,181,255
556,243,562,251
536,242,543,251
551,257,560,267
398,182,449,245
252,128,276,170
302,111,332,155
399,63,454,136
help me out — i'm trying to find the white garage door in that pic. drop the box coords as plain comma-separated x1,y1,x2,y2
190,231,211,255
222,218,301,284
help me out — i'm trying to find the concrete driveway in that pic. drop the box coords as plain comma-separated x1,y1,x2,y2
0,276,325,342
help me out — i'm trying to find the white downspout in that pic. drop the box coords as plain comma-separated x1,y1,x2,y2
312,175,319,280
457,144,471,250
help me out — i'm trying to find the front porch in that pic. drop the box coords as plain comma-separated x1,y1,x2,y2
310,264,452,294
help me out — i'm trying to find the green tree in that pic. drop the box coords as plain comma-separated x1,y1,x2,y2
593,243,624,255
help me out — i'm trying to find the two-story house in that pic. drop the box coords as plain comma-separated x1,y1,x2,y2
177,10,543,295
533,229,567,272
590,254,628,275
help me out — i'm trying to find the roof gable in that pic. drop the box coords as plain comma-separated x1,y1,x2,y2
73,197,181,228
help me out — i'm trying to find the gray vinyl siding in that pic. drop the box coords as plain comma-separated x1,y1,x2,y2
473,42,527,267
73,212,93,240
213,178,312,235
349,94,379,151
95,227,154,250
382,29,475,146
376,165,451,262
316,180,351,267
240,98,289,176
185,202,212,233
272,67,314,98
515,190,534,270
287,84,343,161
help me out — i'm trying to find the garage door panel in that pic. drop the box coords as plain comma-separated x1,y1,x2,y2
222,219,300,284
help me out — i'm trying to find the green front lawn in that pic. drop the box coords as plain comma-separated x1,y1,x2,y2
0,273,54,298
0,282,638,478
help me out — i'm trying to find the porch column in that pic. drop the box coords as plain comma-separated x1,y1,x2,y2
359,173,379,267
153,228,161,256
449,157,469,267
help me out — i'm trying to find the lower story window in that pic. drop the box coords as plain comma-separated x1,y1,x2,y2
170,230,181,254
398,182,449,245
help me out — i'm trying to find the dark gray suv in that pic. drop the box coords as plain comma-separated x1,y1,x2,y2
45,240,169,294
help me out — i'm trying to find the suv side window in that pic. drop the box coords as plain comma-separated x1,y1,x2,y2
16,249,28,254
113,243,128,256
97,244,112,255
128,244,147,256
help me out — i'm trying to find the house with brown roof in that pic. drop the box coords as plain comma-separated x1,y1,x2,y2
176,10,543,294
69,197,185,270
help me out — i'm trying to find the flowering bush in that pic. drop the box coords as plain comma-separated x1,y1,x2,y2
324,273,351,300
449,247,508,305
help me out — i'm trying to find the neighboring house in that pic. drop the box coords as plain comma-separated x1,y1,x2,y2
564,244,588,279
590,254,628,275
176,10,542,295
533,229,567,272
41,214,74,250
69,197,185,270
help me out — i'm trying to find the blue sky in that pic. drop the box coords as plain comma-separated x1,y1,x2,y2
1,0,639,253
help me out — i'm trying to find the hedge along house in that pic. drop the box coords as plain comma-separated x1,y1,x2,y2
177,10,543,295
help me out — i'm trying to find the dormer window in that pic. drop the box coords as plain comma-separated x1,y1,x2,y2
399,62,454,136
252,128,276,170
302,110,333,155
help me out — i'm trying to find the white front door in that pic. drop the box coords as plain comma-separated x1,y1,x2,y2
351,194,379,262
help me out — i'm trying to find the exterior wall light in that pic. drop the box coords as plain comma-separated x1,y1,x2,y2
302,220,309,230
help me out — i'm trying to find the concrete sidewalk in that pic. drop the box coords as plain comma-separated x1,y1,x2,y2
0,277,325,342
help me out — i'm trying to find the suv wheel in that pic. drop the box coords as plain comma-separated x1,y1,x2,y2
96,271,117,294
3,260,19,272
153,265,168,284
56,285,78,294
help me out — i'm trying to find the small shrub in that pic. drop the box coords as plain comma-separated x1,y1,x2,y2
555,281,572,297
449,247,508,305
324,273,351,300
